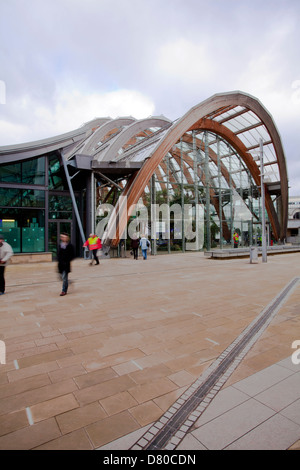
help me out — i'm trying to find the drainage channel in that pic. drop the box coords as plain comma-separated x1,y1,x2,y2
131,277,300,451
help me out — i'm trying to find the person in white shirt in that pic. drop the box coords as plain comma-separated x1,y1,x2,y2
139,235,150,260
0,234,13,295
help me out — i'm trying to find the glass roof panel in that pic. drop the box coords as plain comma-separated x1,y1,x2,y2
121,127,169,162
238,132,261,149
263,143,277,162
129,142,158,162
119,126,168,155
213,106,246,122
94,126,125,149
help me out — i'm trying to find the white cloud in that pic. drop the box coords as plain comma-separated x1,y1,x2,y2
291,80,300,105
0,81,6,105
157,38,214,84
235,14,300,125
0,120,29,145
46,88,156,133
0,89,155,145
0,0,299,195
251,84,300,126
78,89,152,119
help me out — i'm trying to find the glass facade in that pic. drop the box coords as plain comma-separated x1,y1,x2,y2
0,151,86,257
0,188,45,208
48,154,68,191
140,130,274,253
49,194,73,220
0,156,46,185
0,156,46,253
0,208,45,253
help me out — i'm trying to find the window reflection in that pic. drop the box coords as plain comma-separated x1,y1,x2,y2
0,157,45,185
0,188,45,207
0,209,45,253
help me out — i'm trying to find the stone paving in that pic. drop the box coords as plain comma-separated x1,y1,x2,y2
0,251,299,450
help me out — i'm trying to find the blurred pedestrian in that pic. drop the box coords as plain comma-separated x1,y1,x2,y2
131,234,140,260
57,233,75,296
0,234,13,295
140,235,150,260
83,233,102,265
233,230,239,248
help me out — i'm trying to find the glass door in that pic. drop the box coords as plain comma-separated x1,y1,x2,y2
48,220,72,259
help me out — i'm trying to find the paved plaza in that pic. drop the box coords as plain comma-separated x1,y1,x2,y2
0,250,299,450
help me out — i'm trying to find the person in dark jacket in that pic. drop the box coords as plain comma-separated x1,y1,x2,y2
131,234,140,260
57,232,75,296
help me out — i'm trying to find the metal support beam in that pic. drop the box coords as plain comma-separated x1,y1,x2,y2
260,139,267,263
193,131,200,251
70,171,80,180
180,138,185,253
205,132,211,251
94,171,123,191
217,136,223,248
229,146,234,247
151,174,157,255
166,154,171,254
61,154,87,256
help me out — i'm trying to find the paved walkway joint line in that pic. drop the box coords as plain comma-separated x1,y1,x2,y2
131,277,300,451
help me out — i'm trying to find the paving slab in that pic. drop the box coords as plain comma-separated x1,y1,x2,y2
0,251,299,450
177,353,300,450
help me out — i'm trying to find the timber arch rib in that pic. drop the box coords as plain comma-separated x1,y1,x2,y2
101,91,288,248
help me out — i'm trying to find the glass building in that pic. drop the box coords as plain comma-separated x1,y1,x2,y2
0,91,288,259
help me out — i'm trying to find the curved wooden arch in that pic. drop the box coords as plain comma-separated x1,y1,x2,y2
98,117,172,163
79,117,135,155
104,92,287,247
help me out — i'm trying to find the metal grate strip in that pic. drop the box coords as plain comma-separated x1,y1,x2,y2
131,277,299,450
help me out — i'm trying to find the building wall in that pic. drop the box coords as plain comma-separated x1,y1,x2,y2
287,196,300,243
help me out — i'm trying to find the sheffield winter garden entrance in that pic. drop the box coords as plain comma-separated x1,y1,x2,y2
0,92,288,258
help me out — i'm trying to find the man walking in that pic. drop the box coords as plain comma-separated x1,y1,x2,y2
83,233,102,265
0,234,13,295
139,235,150,260
57,233,75,296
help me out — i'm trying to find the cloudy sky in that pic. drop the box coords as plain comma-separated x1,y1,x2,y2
0,0,299,194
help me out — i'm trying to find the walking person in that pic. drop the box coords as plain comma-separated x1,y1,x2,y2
233,230,239,248
83,233,102,265
0,234,13,295
57,232,75,296
140,235,150,260
131,234,140,260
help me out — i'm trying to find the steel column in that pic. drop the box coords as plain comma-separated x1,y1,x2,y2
61,154,86,255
